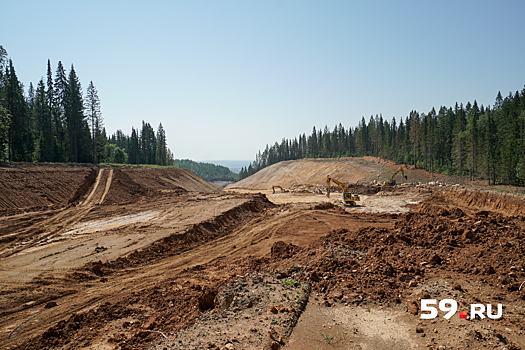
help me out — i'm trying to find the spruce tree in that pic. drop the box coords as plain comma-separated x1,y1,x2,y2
155,122,167,165
54,61,68,161
5,60,32,161
85,81,103,163
65,65,85,162
129,127,139,164
34,79,54,161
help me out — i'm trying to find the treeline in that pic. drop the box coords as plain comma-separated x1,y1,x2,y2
107,122,173,165
171,159,238,182
0,45,172,165
241,86,525,186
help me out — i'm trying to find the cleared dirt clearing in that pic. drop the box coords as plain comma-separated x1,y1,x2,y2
1,161,525,350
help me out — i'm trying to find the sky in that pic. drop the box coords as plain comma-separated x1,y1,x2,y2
2,0,525,161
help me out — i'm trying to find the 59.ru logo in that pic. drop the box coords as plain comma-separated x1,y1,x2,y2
420,299,502,320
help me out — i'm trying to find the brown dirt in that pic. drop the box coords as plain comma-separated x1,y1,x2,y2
1,160,525,350
226,158,388,191
0,168,94,216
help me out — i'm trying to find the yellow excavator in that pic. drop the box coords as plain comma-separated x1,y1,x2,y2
272,185,289,194
384,167,407,185
326,175,360,206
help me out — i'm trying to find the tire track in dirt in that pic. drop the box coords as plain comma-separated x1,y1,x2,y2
98,169,113,205
1,196,273,349
0,169,114,259
82,169,104,206
3,203,394,350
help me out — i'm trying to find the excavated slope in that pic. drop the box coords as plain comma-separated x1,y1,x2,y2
0,168,93,215
0,166,218,215
122,167,218,193
226,158,388,190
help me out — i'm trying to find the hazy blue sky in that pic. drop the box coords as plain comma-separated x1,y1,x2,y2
2,1,524,161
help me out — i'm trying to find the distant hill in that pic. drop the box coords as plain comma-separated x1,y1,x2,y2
200,160,252,174
172,159,239,182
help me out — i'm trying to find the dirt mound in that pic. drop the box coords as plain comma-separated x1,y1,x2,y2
271,240,302,259
122,167,219,193
227,157,465,193
4,162,525,350
0,168,93,216
254,199,525,349
154,272,310,350
227,158,388,190
293,206,524,304
99,167,218,206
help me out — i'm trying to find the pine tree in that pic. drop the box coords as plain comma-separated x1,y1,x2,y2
467,100,480,179
140,121,156,164
155,122,167,165
0,105,9,161
45,59,56,161
85,81,103,163
65,65,85,162
54,61,68,161
129,127,139,164
34,79,54,161
408,111,421,168
0,46,9,161
5,60,32,161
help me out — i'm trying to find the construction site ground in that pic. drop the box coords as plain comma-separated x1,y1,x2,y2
1,158,524,350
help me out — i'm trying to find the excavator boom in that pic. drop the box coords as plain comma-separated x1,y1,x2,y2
326,175,360,206
384,167,407,185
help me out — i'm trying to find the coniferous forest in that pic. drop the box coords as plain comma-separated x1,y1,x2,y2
240,86,525,186
0,45,172,166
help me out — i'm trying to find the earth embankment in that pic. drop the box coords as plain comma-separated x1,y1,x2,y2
226,158,388,191
0,165,218,216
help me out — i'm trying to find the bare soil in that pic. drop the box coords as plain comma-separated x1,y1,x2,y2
1,159,525,350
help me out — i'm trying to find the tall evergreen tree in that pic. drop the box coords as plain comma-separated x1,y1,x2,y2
467,100,480,180
155,122,167,165
5,60,32,161
140,121,156,164
0,105,9,161
85,81,103,163
65,65,85,162
54,61,68,161
129,127,139,164
34,79,54,161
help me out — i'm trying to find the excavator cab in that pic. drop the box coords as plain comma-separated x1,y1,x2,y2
326,175,360,206
343,192,360,206
384,167,407,186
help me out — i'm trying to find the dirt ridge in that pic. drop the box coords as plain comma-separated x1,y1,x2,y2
437,189,525,216
82,194,275,276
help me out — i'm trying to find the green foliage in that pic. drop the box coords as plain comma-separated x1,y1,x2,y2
66,64,90,162
171,159,239,182
107,122,172,166
0,105,10,161
241,86,525,186
4,59,33,161
85,80,103,163
0,47,174,166
155,123,167,165
282,278,300,289
104,143,127,164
